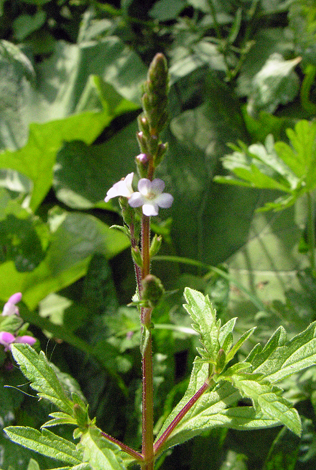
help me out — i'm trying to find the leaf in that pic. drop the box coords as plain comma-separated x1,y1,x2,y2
0,191,50,272
227,373,301,435
10,343,73,415
149,0,186,20
247,53,301,118
249,321,316,383
27,459,41,470
183,287,221,363
0,40,35,151
42,412,77,428
13,11,46,41
155,362,279,450
0,210,130,309
80,427,126,470
275,120,316,186
263,427,300,470
4,427,82,465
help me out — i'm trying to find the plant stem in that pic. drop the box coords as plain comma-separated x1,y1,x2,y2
100,431,144,462
141,214,154,468
307,191,316,275
153,379,210,456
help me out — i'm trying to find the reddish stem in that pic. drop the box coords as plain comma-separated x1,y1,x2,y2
101,431,144,462
153,380,210,456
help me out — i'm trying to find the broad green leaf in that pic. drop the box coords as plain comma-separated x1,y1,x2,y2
247,53,301,118
0,112,112,211
10,344,73,415
0,40,35,151
80,427,126,470
0,191,50,272
4,427,82,465
0,211,130,309
183,287,220,362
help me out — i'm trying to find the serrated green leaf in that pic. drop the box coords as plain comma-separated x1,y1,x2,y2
27,459,40,470
10,344,73,415
42,412,77,428
183,287,220,362
4,427,82,465
80,427,126,470
225,327,256,363
250,321,316,383
155,362,282,451
229,374,301,436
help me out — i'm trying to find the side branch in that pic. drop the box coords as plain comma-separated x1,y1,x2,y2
153,379,210,456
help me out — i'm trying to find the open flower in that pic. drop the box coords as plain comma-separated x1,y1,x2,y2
0,331,36,352
105,172,134,203
128,178,173,216
2,292,22,316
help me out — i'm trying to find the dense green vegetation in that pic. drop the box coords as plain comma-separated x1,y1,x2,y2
1,0,316,469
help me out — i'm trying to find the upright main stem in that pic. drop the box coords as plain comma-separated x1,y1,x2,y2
141,215,154,469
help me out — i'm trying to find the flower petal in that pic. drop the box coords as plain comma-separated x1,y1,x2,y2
151,179,165,194
15,335,36,346
156,193,174,208
142,203,159,216
2,292,22,316
105,173,134,202
8,293,22,305
128,193,145,208
0,331,15,350
138,179,152,196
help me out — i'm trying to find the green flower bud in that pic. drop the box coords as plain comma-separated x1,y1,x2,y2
149,235,162,257
142,274,164,307
215,349,226,374
131,246,143,268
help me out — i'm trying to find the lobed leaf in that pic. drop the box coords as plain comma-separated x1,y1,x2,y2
10,343,73,415
4,427,82,465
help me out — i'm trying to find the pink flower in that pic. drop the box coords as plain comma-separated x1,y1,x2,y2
0,331,36,352
2,292,22,316
105,173,134,202
128,178,173,216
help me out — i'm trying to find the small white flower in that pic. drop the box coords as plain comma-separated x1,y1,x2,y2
129,178,173,216
105,173,134,202
2,292,22,316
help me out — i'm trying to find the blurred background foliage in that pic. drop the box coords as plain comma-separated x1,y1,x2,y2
1,0,316,468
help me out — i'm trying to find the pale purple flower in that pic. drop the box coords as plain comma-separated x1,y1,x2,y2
0,332,15,351
2,292,22,316
0,331,36,352
105,172,134,203
128,178,173,216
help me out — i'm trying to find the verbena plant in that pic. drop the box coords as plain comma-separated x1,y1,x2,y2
2,54,316,470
